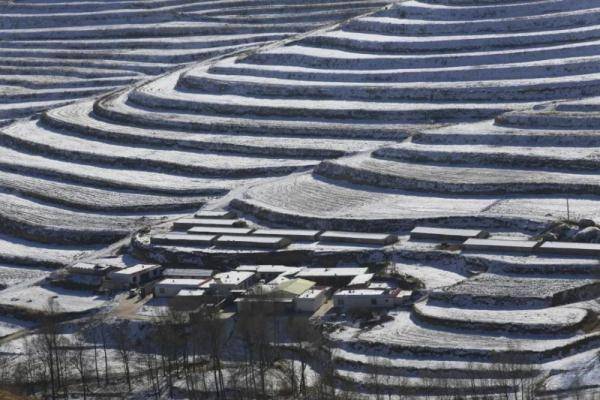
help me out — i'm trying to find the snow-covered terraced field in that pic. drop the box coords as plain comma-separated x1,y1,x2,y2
229,0,600,231
326,304,600,396
0,0,386,124
0,280,112,314
199,1,600,395
319,247,600,397
413,302,588,334
335,310,600,360
3,0,600,397
0,233,98,269
0,0,389,263
0,264,50,290
434,273,600,308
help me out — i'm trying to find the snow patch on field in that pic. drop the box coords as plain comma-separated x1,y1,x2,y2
0,280,113,313
0,263,50,289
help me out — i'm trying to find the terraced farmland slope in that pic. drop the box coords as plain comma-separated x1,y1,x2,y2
0,0,389,269
0,0,387,124
3,0,600,396
323,248,600,397
205,0,600,395
227,0,600,231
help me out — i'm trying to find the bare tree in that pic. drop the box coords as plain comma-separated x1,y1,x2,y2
153,308,188,397
194,305,228,399
236,300,276,399
68,331,91,400
137,341,162,400
0,353,14,389
307,325,337,400
111,320,134,391
32,299,68,400
287,316,321,398
97,320,111,385
82,318,102,386
366,355,386,400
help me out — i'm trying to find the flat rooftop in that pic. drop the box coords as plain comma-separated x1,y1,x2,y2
69,262,110,273
320,231,398,245
214,271,255,285
463,238,539,252
194,210,235,219
335,289,386,296
156,278,206,287
252,228,322,241
215,235,291,249
296,267,368,278
173,218,246,228
348,273,374,286
538,241,600,255
410,226,488,240
176,289,206,297
236,265,302,274
111,263,161,276
151,233,217,246
188,226,254,235
163,268,213,278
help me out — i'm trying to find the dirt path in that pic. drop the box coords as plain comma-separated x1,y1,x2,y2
112,292,153,320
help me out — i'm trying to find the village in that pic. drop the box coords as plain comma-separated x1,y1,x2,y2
57,210,600,323
61,209,412,319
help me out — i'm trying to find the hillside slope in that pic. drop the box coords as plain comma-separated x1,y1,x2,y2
0,0,386,124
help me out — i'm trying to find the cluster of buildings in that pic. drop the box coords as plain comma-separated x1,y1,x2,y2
150,210,399,251
152,265,411,315
68,224,598,317
410,226,600,256
65,258,411,315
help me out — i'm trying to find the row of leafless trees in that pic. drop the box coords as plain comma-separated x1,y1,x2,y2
0,299,594,400
0,300,125,400
0,299,345,400
362,355,543,400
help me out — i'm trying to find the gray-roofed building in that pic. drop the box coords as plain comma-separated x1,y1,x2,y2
538,241,600,256
320,231,398,246
296,267,368,287
163,268,213,280
463,238,539,253
410,227,489,241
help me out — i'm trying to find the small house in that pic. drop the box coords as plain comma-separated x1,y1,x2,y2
163,268,213,280
108,264,162,288
154,278,209,298
66,262,117,287
295,286,330,313
295,267,368,287
236,265,302,281
347,273,374,288
169,289,218,311
235,278,316,314
213,271,257,297
333,288,409,311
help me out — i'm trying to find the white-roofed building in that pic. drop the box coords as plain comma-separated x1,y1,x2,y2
348,273,374,288
66,262,116,287
108,264,162,288
163,268,213,279
236,265,303,281
213,271,257,296
154,278,209,298
176,289,206,298
295,287,330,313
333,288,410,310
